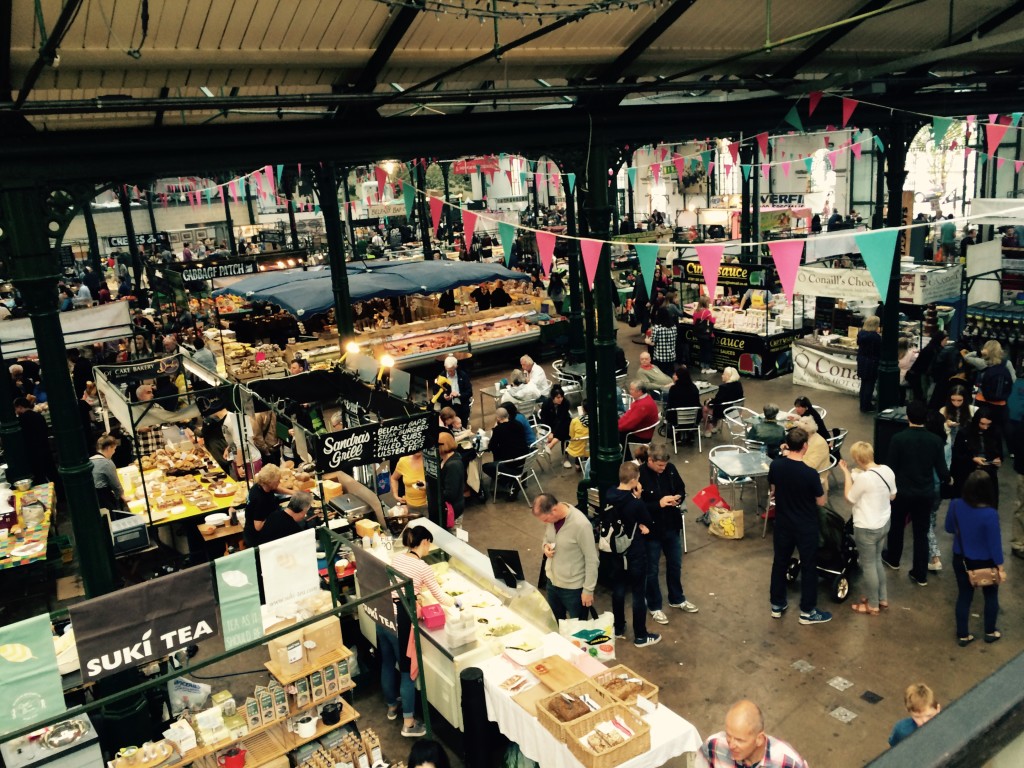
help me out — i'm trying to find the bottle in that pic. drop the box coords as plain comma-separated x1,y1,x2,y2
759,443,768,457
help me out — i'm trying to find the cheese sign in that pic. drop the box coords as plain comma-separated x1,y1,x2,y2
314,412,433,473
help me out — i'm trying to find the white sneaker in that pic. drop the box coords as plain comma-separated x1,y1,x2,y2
669,600,699,613
562,459,573,469
650,609,669,625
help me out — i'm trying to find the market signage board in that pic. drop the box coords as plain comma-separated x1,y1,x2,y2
899,265,963,304
680,260,768,289
259,530,320,614
794,266,881,301
352,550,397,633
180,260,257,282
314,412,434,473
215,550,265,651
792,342,860,395
681,327,799,379
0,615,66,735
107,232,170,249
367,202,407,217
69,565,220,681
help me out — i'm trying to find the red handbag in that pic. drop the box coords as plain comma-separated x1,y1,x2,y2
691,484,730,513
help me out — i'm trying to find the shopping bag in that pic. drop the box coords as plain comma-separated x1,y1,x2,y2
691,484,728,513
559,609,616,661
708,504,743,540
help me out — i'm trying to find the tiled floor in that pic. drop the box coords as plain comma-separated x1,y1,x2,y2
450,324,1023,767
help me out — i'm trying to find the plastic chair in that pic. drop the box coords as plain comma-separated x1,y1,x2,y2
723,406,757,444
667,406,703,453
492,450,544,503
623,418,661,460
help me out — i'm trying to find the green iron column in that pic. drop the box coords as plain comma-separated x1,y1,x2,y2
1,184,116,597
222,187,237,256
877,119,911,410
583,144,620,493
416,161,433,260
245,176,257,226
341,167,356,249
0,351,32,482
82,202,103,275
116,184,143,290
314,163,355,339
562,171,585,363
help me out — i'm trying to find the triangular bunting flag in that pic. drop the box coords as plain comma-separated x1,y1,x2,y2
1015,160,1024,174
579,238,603,290
761,163,770,181
854,228,900,303
725,165,733,179
988,113,999,124
535,172,544,193
659,147,668,162
462,209,478,243
741,164,752,181
627,166,637,189
429,197,444,237
552,173,561,193
700,150,713,169
932,116,952,145
841,98,857,127
695,244,724,299
263,166,276,198
851,142,863,159
1011,111,1023,127
727,142,740,167
767,240,804,302
229,181,238,202
652,164,661,185
635,244,660,300
966,115,976,126
781,161,791,178
519,171,528,189
783,105,804,132
403,181,416,218
673,153,686,180
803,156,814,173
828,150,839,168
505,169,514,188
276,165,284,186
708,161,715,176
567,173,576,194
808,91,822,116
374,166,388,201
985,122,1010,156
497,222,516,267
873,136,885,153
978,153,987,166
535,230,556,277
998,157,1006,169
756,132,769,159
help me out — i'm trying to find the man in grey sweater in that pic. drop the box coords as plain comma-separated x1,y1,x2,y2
533,493,599,621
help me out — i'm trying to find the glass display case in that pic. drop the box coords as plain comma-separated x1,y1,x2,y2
378,324,470,364
466,311,540,353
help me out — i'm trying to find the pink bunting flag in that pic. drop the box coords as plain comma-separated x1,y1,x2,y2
659,147,668,162
505,170,514,188
652,163,661,185
727,142,740,167
841,98,858,127
218,186,225,202
535,230,556,277
761,163,770,181
252,173,264,198
263,166,276,198
535,172,543,192
781,161,791,177
695,244,724,299
985,122,1010,156
228,181,238,202
768,240,804,302
808,91,822,116
851,142,863,159
673,153,686,179
552,173,561,193
725,164,732,179
756,132,769,159
988,113,999,124
429,197,444,237
828,150,839,168
966,115,976,126
462,209,478,244
374,166,388,200
485,170,496,185
998,157,1006,169
579,238,603,290
708,161,715,176
1016,160,1024,174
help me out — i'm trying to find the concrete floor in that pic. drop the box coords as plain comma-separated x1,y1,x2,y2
450,323,1023,768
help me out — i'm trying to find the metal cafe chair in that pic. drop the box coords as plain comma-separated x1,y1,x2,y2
667,406,703,454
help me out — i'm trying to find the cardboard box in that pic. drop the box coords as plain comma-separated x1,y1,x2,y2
245,697,261,730
268,629,306,676
303,617,343,663
223,715,248,739
163,719,197,753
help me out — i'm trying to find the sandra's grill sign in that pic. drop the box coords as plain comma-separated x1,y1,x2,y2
314,412,433,473
69,565,220,681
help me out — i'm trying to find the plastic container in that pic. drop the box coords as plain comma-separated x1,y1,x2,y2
420,603,446,630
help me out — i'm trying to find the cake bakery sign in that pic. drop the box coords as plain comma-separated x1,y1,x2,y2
315,412,433,472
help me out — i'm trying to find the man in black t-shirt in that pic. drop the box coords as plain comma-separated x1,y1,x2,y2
768,428,831,625
260,492,316,543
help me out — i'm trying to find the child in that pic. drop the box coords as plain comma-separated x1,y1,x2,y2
889,683,941,747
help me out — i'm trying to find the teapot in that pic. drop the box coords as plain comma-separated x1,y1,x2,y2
217,747,247,768
295,713,320,738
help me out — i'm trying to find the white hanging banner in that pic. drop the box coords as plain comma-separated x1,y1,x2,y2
792,342,860,395
259,529,320,615
793,266,881,302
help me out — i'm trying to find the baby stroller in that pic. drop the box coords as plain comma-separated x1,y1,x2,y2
785,507,859,603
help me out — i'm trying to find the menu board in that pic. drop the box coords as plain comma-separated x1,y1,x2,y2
314,412,433,473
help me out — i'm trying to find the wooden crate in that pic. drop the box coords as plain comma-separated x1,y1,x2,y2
591,665,659,706
564,704,651,768
536,680,617,742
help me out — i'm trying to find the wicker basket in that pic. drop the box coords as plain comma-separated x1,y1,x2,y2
564,704,651,768
536,680,618,742
591,665,659,705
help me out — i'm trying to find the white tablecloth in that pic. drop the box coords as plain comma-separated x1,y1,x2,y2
478,633,702,768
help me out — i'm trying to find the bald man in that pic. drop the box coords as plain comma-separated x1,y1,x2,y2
696,700,808,768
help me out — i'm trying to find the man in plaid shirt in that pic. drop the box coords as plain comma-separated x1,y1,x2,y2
697,700,809,768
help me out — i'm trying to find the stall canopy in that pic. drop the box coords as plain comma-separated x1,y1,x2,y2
0,301,132,357
212,260,530,316
211,265,327,297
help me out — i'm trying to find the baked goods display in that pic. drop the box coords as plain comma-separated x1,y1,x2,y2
139,446,210,474
592,665,659,705
120,447,241,523
598,675,643,701
222,341,287,380
547,692,596,723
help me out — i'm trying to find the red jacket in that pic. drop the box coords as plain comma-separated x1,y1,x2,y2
618,394,659,439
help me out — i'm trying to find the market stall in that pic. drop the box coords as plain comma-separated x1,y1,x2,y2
0,482,54,570
0,302,132,357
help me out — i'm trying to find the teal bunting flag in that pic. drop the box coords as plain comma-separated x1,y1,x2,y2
1012,111,1023,127
403,182,416,218
932,116,953,146
635,244,659,300
567,173,576,194
627,167,637,189
275,165,284,186
802,157,814,173
497,222,516,267
700,150,713,169
977,153,987,166
783,105,804,132
740,164,752,181
873,136,885,153
854,228,900,303
314,204,320,215
519,171,527,189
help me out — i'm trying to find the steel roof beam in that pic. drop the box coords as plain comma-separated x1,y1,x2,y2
771,0,890,80
13,0,85,109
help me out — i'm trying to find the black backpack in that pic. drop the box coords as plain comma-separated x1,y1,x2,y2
981,363,1013,402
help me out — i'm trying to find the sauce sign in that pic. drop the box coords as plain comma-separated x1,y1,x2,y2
315,412,433,472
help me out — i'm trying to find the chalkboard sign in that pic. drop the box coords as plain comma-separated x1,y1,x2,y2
107,232,170,250
314,412,433,473
259,230,285,245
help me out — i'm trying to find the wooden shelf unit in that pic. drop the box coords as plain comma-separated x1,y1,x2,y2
264,646,353,687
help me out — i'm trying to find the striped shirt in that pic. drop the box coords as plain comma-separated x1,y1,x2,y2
389,551,452,606
697,732,809,768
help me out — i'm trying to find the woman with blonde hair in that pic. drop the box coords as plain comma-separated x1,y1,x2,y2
796,415,831,492
966,339,1015,434
839,441,896,614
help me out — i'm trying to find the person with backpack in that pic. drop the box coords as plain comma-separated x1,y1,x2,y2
966,340,1015,435
603,463,661,647
907,331,946,403
928,338,969,410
